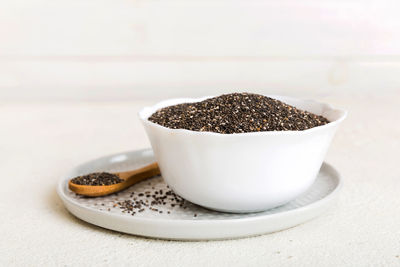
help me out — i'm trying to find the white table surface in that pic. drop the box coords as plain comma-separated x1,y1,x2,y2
1,92,399,266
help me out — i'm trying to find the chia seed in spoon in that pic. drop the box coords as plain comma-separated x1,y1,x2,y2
148,93,330,134
71,172,124,186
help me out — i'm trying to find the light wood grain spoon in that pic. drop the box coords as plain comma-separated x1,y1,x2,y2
68,162,160,197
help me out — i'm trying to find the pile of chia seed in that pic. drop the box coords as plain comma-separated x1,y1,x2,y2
71,172,123,186
148,93,330,134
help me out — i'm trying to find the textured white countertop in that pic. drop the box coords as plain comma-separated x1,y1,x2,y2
1,92,399,266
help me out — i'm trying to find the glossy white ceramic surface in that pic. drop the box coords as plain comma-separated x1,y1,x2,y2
139,95,346,212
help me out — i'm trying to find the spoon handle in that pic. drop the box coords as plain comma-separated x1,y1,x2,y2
119,162,160,187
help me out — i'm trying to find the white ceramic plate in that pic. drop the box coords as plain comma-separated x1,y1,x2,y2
57,148,342,240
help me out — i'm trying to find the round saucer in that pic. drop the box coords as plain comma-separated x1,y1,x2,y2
57,148,342,240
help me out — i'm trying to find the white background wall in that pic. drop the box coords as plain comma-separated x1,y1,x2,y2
1,0,400,101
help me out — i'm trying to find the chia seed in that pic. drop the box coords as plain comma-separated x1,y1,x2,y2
148,93,330,134
114,186,191,216
70,172,123,186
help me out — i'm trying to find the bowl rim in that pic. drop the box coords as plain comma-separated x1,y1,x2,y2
138,94,347,137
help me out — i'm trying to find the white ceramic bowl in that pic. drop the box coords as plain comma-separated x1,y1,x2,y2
139,95,346,213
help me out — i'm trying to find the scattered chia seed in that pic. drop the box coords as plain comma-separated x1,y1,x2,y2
70,172,123,186
73,178,199,217
148,93,330,134
113,186,190,216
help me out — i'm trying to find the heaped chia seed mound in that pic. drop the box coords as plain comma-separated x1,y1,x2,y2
148,93,330,134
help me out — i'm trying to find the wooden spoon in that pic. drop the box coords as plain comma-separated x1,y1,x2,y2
68,162,160,197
